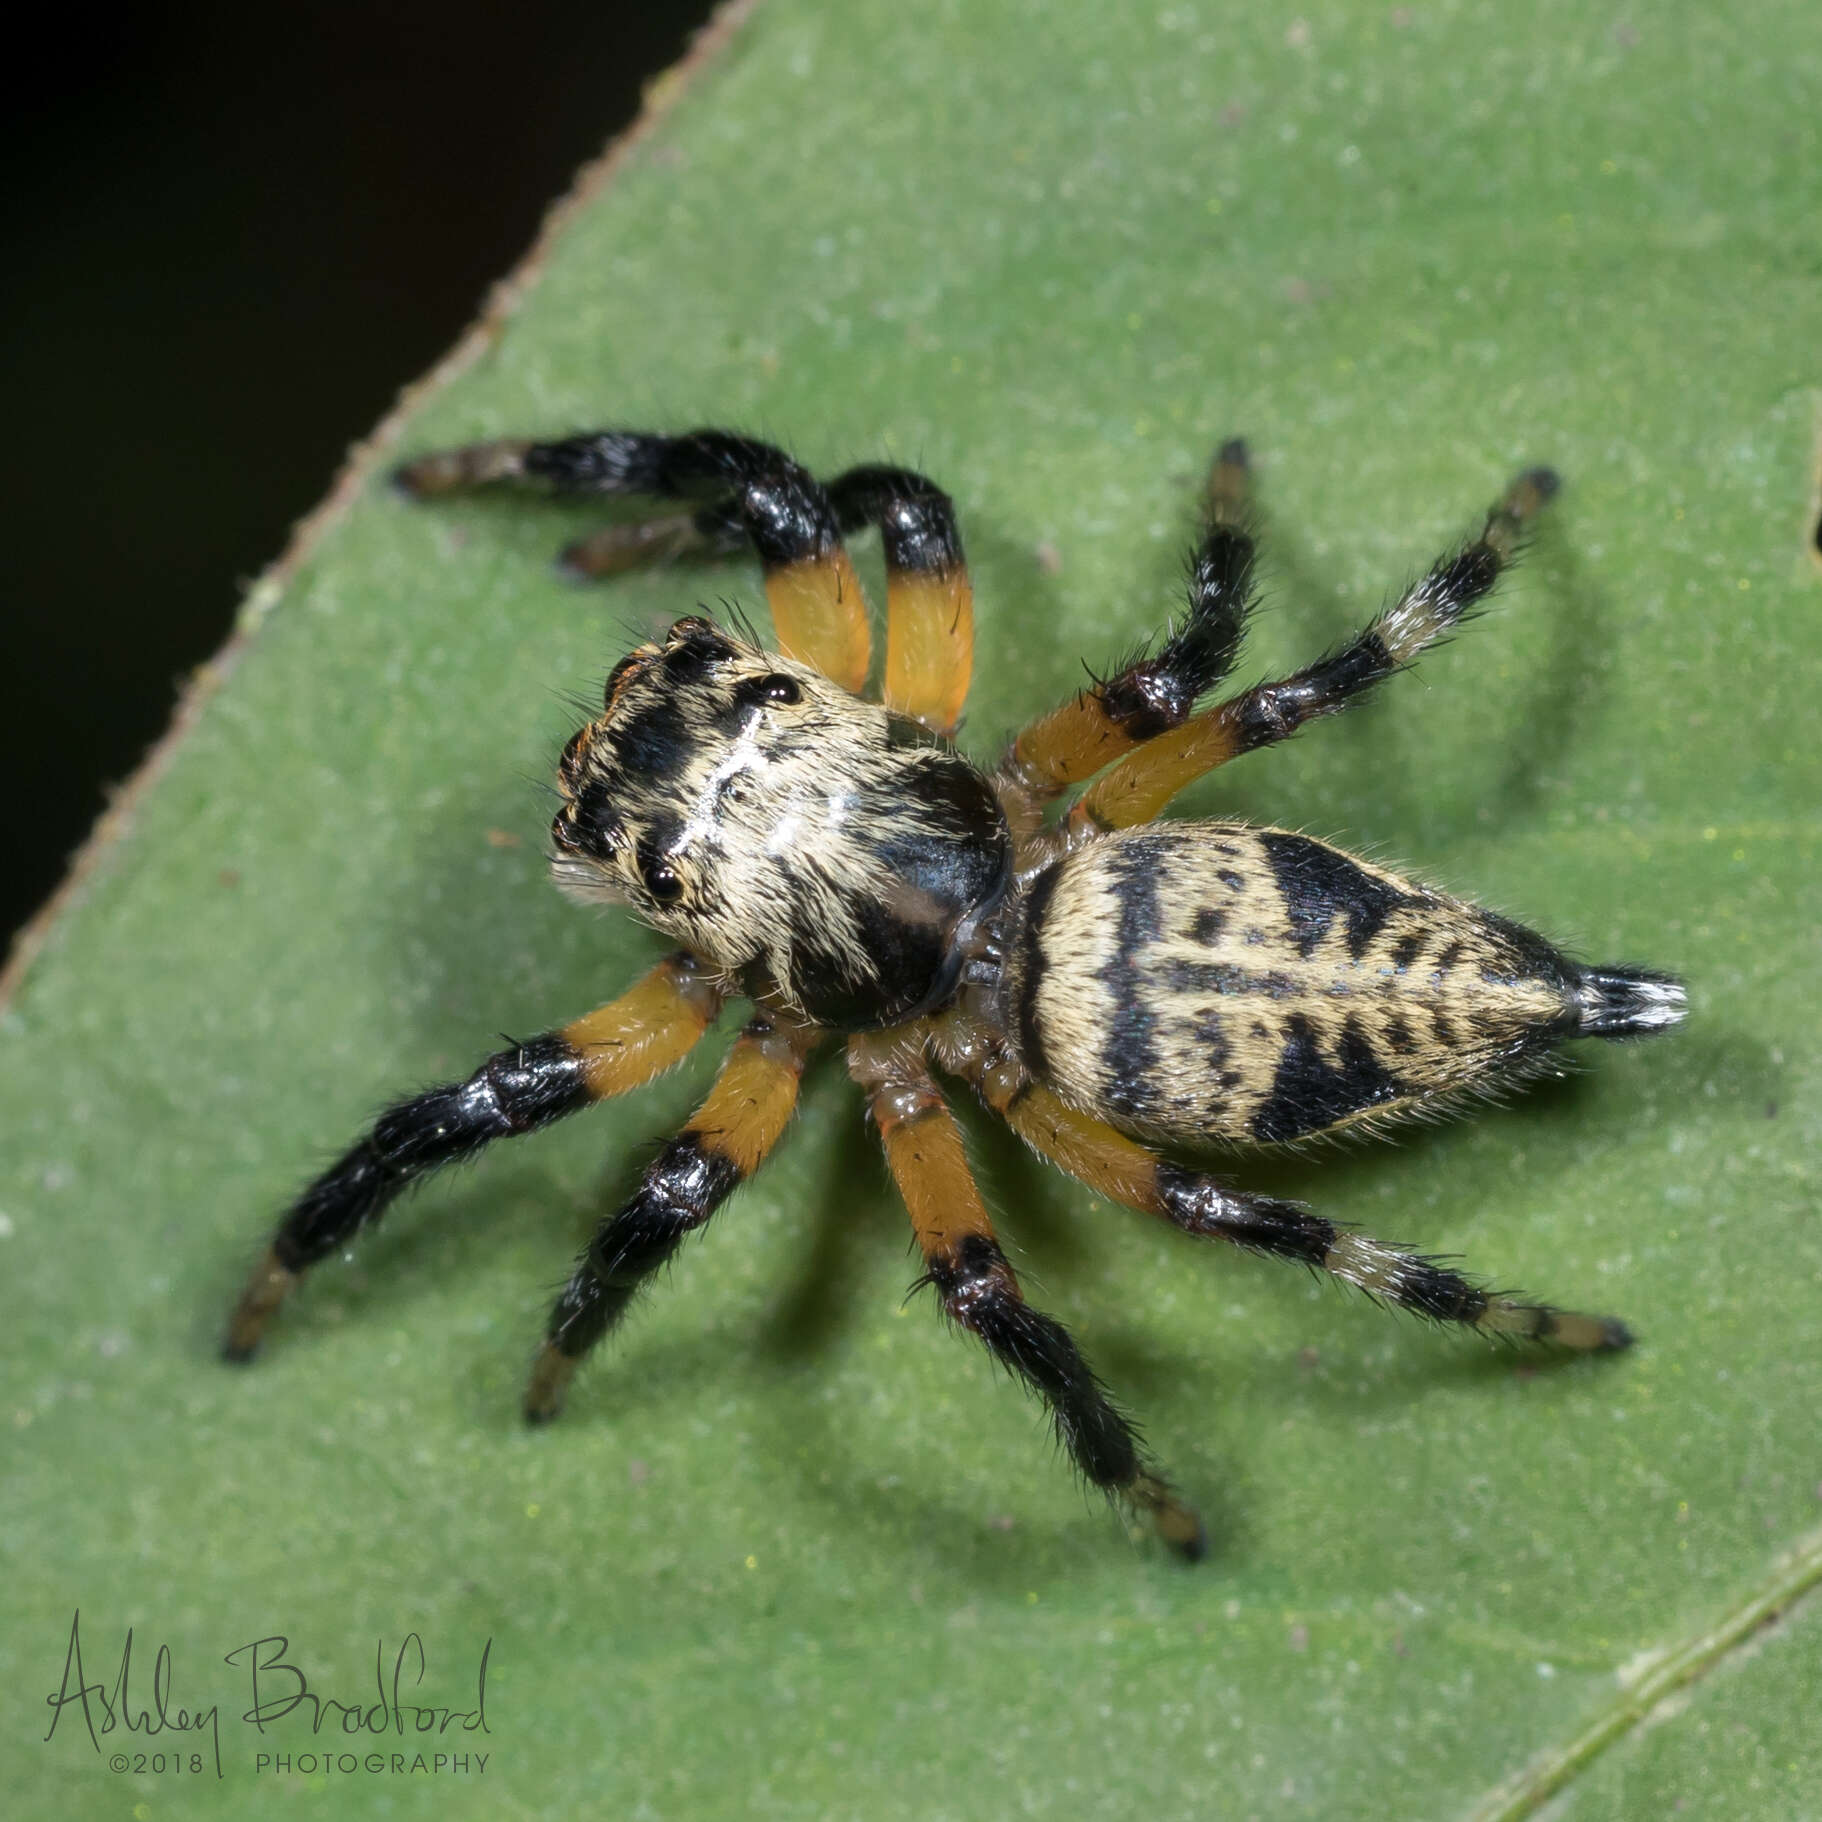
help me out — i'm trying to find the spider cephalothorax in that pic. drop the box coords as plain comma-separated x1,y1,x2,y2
549,614,1010,1027
226,427,1686,1560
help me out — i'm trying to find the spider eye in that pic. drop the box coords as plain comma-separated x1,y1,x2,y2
642,859,685,904
734,670,803,709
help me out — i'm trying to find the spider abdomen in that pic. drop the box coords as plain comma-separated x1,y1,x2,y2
1007,823,1658,1146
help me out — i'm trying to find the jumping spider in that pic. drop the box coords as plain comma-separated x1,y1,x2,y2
226,428,1686,1558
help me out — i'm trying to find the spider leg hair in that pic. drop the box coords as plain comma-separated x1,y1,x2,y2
936,1019,1630,1353
1072,464,1560,832
849,1026,1205,1560
1000,440,1258,810
223,953,724,1361
524,1009,822,1421
825,465,974,735
395,428,871,691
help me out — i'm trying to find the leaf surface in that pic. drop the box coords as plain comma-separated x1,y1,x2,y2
5,2,1818,1815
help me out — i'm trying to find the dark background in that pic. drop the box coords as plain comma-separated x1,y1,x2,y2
4,1,718,948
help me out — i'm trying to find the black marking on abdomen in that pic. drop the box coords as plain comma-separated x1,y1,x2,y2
1191,907,1228,945
1253,1014,1404,1142
1390,934,1424,972
1260,832,1410,960
1097,842,1165,1117
1164,958,1301,999
1190,1006,1244,1091
1015,861,1064,1079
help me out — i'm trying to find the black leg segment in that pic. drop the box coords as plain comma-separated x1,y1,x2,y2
524,1013,817,1421
924,1234,1206,1559
223,1034,593,1360
397,428,845,571
1152,1163,1631,1351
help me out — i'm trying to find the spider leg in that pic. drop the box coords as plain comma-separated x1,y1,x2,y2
524,1009,822,1421
824,466,974,736
849,1029,1204,1560
395,429,872,692
1071,464,1559,833
996,440,1256,814
222,952,724,1361
937,1018,1630,1353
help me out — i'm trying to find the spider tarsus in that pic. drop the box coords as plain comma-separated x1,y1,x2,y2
523,1344,577,1424
1159,1503,1209,1565
557,515,705,582
1206,437,1252,528
1492,465,1562,543
1135,1474,1208,1563
1535,1306,1635,1353
221,1247,297,1363
391,438,531,500
553,547,599,586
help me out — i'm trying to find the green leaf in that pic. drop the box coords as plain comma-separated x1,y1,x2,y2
5,1,1818,1815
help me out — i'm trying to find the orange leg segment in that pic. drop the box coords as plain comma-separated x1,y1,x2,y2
525,1012,823,1418
1069,465,1560,833
764,550,873,695
850,1031,1205,1558
998,444,1257,808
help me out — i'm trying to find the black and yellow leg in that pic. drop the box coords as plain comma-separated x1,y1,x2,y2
222,954,725,1361
960,1038,1628,1353
1070,466,1559,832
849,1032,1204,1558
395,429,873,692
524,1011,822,1421
825,467,975,736
998,459,1256,805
